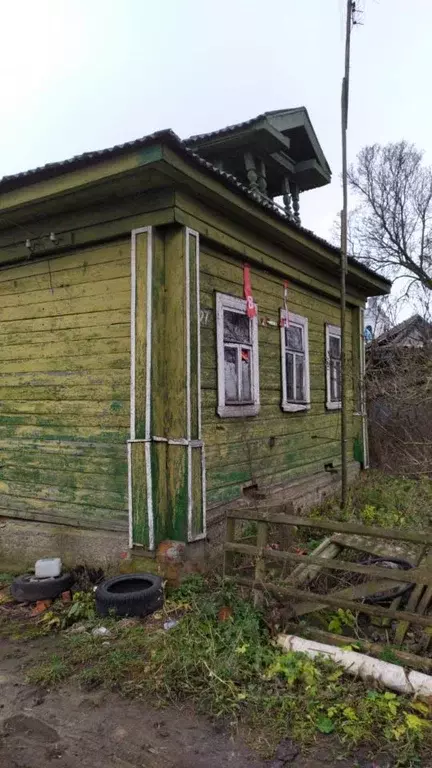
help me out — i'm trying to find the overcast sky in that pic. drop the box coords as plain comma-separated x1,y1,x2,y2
1,0,431,243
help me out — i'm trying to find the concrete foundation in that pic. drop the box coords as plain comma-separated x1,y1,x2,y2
0,518,129,573
0,464,359,574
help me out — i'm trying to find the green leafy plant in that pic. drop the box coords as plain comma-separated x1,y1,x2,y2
327,608,356,634
61,590,96,628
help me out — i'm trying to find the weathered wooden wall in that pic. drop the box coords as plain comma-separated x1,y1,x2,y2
199,243,357,509
0,240,130,530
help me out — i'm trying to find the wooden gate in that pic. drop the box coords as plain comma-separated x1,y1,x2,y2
224,505,432,647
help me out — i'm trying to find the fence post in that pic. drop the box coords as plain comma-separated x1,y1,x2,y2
254,521,268,607
224,517,236,578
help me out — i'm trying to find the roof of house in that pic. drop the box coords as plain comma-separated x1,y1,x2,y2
374,314,432,347
0,123,390,288
186,106,331,178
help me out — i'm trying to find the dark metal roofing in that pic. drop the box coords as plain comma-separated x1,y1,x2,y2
185,108,307,144
0,127,390,288
186,111,272,144
375,314,432,346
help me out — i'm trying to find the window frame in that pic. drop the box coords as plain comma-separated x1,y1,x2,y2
216,292,260,418
280,310,310,413
325,323,342,410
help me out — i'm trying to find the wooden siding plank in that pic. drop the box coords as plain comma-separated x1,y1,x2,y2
0,241,130,531
0,310,130,337
199,246,357,508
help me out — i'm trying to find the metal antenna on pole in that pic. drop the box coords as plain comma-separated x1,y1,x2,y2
340,0,356,508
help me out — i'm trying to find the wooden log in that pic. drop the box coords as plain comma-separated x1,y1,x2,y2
282,623,432,674
229,577,432,628
226,508,432,547
223,541,432,586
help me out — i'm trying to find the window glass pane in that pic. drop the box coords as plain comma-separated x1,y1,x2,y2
329,334,341,359
224,347,238,402
241,348,252,401
335,360,341,401
286,352,294,400
286,324,303,352
295,355,305,401
330,360,341,402
224,310,250,344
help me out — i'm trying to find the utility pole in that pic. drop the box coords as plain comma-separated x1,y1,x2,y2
340,0,355,508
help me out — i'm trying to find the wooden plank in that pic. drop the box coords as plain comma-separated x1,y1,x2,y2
0,290,130,324
0,370,129,388
332,533,420,564
0,239,131,281
417,584,432,616
150,228,167,543
164,227,188,541
0,385,129,402
394,549,430,645
0,424,128,442
133,229,149,440
0,492,127,525
0,506,127,532
226,509,432,547
0,258,130,299
0,479,126,511
224,541,432,586
224,517,236,577
0,336,129,363
0,412,128,429
0,322,130,348
0,464,127,494
191,447,204,538
0,309,130,338
231,577,432,628
254,522,268,608
131,441,148,548
0,352,130,375
0,399,129,417
288,540,342,586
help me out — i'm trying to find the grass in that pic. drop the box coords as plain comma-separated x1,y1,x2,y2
26,575,431,766
311,470,432,530
0,572,14,587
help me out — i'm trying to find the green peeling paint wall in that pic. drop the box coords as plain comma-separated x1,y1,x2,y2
0,241,131,532
0,144,377,555
199,242,359,509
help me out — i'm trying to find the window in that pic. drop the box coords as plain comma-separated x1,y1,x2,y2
326,323,341,409
280,311,310,412
216,293,260,417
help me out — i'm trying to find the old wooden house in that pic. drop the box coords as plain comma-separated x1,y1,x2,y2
0,109,390,567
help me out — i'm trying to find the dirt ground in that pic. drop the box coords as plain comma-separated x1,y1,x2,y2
0,635,404,768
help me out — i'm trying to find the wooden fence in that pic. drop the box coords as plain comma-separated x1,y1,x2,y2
224,505,432,642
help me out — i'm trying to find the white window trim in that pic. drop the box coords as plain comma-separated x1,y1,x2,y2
280,310,310,413
326,323,342,410
216,292,260,418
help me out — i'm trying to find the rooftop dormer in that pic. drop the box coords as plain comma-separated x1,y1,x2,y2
185,107,331,226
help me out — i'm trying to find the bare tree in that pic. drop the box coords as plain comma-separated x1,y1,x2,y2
348,141,432,297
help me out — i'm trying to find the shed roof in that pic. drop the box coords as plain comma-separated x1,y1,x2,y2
374,314,432,347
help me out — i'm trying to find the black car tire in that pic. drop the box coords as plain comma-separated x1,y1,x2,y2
11,572,74,603
359,556,414,604
95,573,164,617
